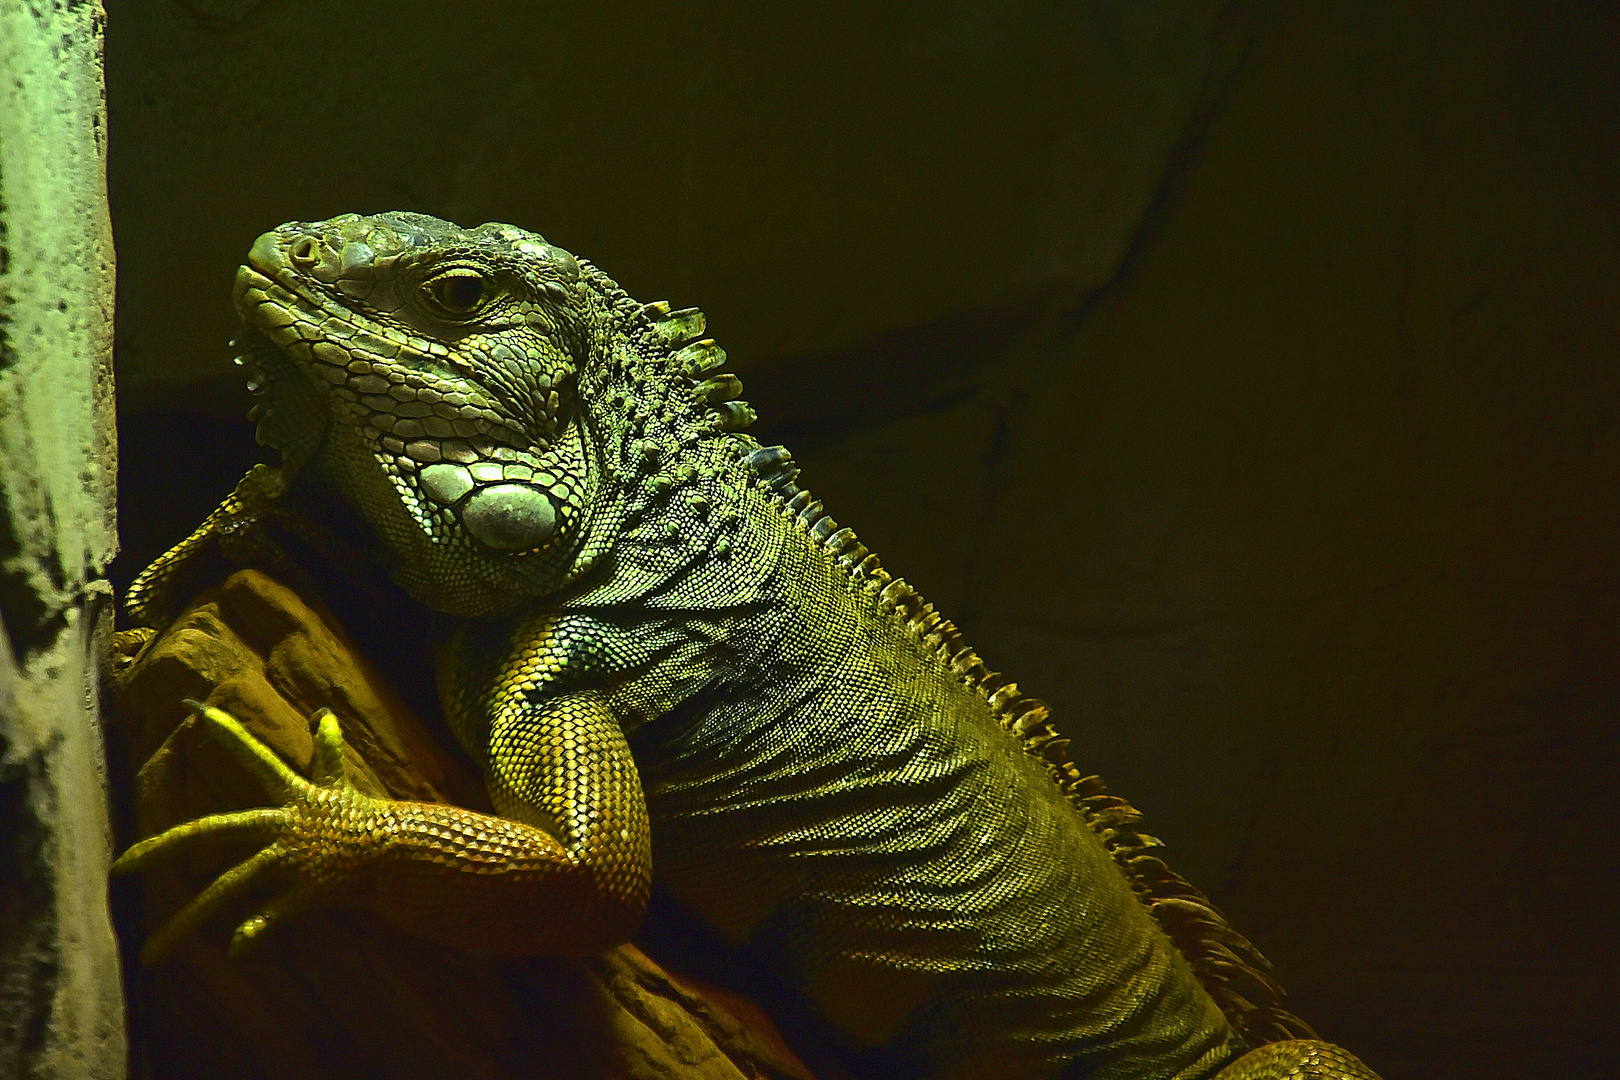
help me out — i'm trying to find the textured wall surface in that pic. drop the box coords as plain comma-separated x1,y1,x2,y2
109,2,1619,1078
0,2,125,1077
781,8,1620,1079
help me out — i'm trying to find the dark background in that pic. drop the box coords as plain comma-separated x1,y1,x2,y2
108,2,1620,1078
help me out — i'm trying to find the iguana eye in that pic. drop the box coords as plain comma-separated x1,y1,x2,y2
424,271,489,316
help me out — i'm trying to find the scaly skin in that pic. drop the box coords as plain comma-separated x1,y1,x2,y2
117,212,1382,1080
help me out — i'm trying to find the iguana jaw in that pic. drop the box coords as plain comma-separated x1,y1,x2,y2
233,325,327,474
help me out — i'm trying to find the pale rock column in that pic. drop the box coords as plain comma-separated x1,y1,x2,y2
0,1,125,1076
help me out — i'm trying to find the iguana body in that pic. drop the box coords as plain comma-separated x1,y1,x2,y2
117,213,1381,1080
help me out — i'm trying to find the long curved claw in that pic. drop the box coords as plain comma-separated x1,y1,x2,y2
138,844,287,963
111,807,289,876
182,698,310,799
307,708,354,789
228,880,325,959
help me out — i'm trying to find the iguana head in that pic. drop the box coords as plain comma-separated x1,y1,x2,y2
233,211,648,614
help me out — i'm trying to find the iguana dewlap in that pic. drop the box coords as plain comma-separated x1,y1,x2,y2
116,212,1382,1080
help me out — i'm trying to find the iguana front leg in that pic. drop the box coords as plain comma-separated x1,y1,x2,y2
114,696,651,960
437,617,656,948
123,463,293,629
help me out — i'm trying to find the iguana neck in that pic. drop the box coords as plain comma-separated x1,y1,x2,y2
551,298,772,610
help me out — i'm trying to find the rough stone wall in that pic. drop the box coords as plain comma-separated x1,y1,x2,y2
0,2,125,1077
107,2,1619,1078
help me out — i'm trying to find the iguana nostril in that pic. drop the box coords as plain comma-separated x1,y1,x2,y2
289,236,320,268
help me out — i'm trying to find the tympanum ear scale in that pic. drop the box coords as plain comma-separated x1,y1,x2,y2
460,484,556,551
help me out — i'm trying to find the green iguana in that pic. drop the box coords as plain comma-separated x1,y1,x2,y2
115,212,1383,1080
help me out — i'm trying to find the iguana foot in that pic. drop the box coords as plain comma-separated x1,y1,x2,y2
116,693,647,960
1214,1039,1382,1079
105,626,159,680
114,700,384,962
